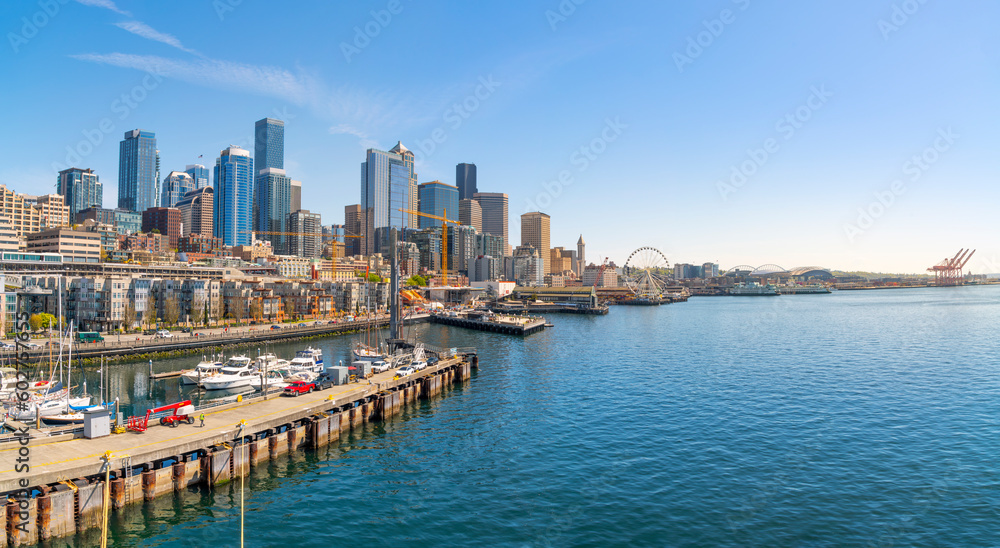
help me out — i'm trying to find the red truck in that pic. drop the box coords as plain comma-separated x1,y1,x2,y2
282,380,316,397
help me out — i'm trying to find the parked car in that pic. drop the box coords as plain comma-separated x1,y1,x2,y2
143,329,157,335
411,360,427,371
24,342,41,349
270,325,281,330
180,327,192,333
0,342,15,349
427,357,439,366
372,360,391,373
282,380,316,397
396,366,416,377
156,330,173,338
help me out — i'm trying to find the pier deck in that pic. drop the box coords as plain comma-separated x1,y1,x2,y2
0,356,465,494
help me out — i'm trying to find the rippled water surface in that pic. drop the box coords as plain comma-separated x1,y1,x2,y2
66,286,1000,546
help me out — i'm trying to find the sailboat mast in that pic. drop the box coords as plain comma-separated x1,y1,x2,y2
66,320,72,406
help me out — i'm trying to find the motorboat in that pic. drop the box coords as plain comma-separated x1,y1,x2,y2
199,356,254,390
252,353,288,370
179,357,225,386
249,369,290,390
287,348,323,374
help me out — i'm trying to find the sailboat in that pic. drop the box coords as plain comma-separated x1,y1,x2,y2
39,321,91,425
353,263,385,362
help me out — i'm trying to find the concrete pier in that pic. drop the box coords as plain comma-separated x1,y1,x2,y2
0,353,476,545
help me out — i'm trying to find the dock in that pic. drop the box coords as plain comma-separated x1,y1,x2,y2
0,352,477,546
430,312,547,335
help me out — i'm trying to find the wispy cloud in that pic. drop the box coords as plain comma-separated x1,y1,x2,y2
71,53,319,106
114,21,200,56
74,0,131,16
329,124,379,149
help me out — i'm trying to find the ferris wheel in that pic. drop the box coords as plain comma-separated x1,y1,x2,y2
622,247,671,298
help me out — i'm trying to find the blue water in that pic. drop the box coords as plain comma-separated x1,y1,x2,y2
74,287,1000,546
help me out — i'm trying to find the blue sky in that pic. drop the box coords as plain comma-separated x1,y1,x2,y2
2,0,998,274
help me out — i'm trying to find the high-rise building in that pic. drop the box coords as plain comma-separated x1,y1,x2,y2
288,209,321,258
577,234,586,274
175,187,213,237
417,181,459,228
511,244,544,287
290,179,302,213
254,117,284,174
57,167,102,219
460,198,482,232
361,143,417,234
213,146,253,247
474,192,508,254
446,224,478,275
118,129,159,212
344,204,372,257
0,186,70,238
521,212,551,275
161,171,195,208
456,163,478,201
254,167,292,254
185,164,210,189
141,207,182,249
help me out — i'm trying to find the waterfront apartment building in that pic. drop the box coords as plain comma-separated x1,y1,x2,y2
141,207,182,249
0,185,70,237
213,146,254,247
57,167,102,219
254,167,292,253
288,209,322,258
521,212,551,275
25,228,101,263
0,216,18,252
460,198,482,232
254,117,284,173
474,192,509,255
118,129,160,212
456,163,477,200
161,171,195,208
175,187,213,237
361,142,417,233
417,181,459,228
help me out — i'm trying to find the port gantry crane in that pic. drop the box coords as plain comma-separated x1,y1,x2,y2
927,248,975,286
398,208,459,286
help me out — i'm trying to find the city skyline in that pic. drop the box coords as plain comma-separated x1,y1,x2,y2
2,2,998,273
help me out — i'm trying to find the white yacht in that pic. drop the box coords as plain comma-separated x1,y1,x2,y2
287,347,324,374
249,369,290,390
179,357,225,386
199,356,254,390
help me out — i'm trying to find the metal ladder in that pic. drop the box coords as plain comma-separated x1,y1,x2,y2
121,456,133,506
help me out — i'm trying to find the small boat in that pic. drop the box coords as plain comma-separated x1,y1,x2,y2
179,357,225,386
288,348,324,374
41,413,85,425
10,396,91,421
200,357,254,390
249,370,290,390
252,353,286,370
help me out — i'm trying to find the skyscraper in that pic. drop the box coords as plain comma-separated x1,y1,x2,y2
417,181,459,228
361,143,416,233
288,209,322,258
213,146,253,247
254,167,292,254
57,167,102,219
577,234,586,274
254,118,284,174
176,187,213,237
474,192,509,254
185,164,210,189
118,129,159,212
290,179,302,212
161,171,195,208
521,212,551,275
344,204,372,257
460,198,482,232
456,163,478,201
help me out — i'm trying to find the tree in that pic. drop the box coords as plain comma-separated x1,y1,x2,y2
249,299,263,322
284,298,295,321
124,301,137,331
150,228,160,234
190,296,204,326
211,294,223,325
28,314,44,332
145,294,158,327
406,275,427,287
164,295,180,326
230,297,246,325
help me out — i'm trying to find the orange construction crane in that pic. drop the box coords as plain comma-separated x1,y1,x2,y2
398,208,459,286
927,248,975,286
